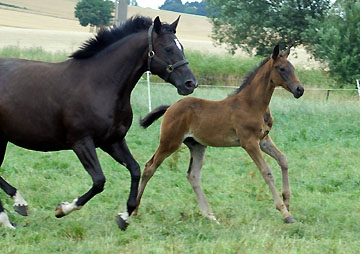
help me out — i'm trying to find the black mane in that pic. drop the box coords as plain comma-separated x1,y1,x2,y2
71,16,153,59
230,57,270,96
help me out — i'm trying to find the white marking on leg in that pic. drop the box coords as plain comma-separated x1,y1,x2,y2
0,212,15,229
118,211,130,224
12,191,28,207
60,198,82,215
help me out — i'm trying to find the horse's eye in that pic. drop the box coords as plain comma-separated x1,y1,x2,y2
165,47,173,53
279,67,286,72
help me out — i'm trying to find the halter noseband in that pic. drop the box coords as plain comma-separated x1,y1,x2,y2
147,25,189,82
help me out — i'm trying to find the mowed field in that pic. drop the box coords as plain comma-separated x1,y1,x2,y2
0,0,318,67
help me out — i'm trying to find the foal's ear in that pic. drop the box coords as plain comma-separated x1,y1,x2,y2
283,45,292,58
272,45,280,60
154,16,162,34
170,16,180,34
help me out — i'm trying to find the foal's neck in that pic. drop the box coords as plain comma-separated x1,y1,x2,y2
241,60,275,112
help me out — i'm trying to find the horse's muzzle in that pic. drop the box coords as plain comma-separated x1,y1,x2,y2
177,80,198,95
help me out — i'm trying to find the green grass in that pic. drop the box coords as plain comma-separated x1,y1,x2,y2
0,46,342,88
1,82,360,253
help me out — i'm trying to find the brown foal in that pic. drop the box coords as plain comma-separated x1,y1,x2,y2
136,45,304,223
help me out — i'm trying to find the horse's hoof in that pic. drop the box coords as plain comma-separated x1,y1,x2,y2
55,203,66,218
284,216,296,223
13,204,29,216
115,215,129,231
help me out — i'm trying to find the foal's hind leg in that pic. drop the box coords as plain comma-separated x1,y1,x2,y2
260,135,291,211
135,141,181,214
183,138,218,223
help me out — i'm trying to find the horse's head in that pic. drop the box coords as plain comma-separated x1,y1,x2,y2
270,45,304,99
148,16,198,95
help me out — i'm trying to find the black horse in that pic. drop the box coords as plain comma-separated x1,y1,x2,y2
0,15,197,230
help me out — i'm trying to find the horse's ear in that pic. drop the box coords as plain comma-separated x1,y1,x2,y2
154,16,161,34
170,16,180,33
272,45,280,60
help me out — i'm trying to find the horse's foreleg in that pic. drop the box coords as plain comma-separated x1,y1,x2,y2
260,135,291,211
244,139,295,223
184,139,217,223
101,139,140,231
55,137,105,218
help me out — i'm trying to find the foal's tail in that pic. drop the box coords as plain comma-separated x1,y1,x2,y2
139,105,170,128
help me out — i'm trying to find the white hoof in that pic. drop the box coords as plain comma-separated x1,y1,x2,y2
0,212,16,230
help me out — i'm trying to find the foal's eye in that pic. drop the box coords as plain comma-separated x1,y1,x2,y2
279,67,286,72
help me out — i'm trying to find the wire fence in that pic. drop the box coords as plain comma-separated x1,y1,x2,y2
141,72,360,111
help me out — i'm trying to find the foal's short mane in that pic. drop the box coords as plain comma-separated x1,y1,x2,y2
230,56,270,96
71,16,155,59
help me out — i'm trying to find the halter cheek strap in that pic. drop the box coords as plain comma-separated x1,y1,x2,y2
147,25,189,82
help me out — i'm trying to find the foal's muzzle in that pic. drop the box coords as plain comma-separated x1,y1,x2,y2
288,82,304,99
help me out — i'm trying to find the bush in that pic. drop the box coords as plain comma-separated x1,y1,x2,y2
304,0,360,85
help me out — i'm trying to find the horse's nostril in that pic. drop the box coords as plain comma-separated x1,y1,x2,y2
185,80,194,88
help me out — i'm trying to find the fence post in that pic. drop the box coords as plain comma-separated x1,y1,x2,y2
357,79,360,100
326,90,330,101
147,71,152,112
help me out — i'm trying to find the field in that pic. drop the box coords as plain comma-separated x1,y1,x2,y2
1,79,360,253
1,1,359,253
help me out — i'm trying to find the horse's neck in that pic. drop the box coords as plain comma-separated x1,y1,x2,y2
241,61,275,112
93,32,148,94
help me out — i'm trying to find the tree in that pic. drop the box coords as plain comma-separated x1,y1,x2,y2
304,0,360,85
159,0,208,16
206,0,331,55
75,0,114,30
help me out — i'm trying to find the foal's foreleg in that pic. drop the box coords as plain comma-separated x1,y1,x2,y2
260,135,291,211
55,137,105,218
184,139,218,223
244,140,295,223
101,139,140,231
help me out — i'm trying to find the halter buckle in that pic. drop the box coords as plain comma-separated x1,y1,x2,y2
148,51,155,58
166,65,174,73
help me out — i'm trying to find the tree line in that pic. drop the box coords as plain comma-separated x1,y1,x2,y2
74,0,359,86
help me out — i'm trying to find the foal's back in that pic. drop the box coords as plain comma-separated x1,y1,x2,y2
160,96,254,147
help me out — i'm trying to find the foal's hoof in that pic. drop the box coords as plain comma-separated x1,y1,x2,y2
284,216,296,223
13,204,29,216
55,203,66,218
115,215,129,231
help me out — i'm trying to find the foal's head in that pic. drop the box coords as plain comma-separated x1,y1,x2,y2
269,45,304,98
149,16,197,95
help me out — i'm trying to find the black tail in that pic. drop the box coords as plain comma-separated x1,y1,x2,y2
139,105,170,128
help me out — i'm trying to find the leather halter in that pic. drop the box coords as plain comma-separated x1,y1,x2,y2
147,25,189,82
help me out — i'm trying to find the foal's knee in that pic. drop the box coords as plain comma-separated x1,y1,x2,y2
278,154,288,169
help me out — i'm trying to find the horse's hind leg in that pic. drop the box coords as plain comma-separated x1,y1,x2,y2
260,135,291,211
183,138,218,223
0,139,28,223
101,139,141,231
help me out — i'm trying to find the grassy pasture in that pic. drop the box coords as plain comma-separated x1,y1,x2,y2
0,81,359,253
0,47,360,253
